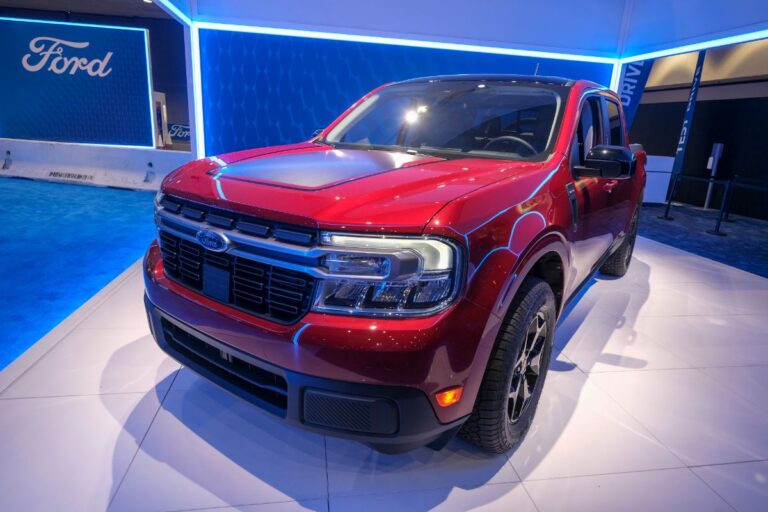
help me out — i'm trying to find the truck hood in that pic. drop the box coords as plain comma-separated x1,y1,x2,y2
163,142,553,233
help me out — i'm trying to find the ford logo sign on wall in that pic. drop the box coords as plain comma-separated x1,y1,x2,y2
196,229,229,252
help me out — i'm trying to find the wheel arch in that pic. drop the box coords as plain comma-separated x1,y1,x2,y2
493,229,571,320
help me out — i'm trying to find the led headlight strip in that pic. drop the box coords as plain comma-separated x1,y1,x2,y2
312,233,462,317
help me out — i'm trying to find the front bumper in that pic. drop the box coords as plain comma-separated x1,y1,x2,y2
144,239,499,422
146,296,468,452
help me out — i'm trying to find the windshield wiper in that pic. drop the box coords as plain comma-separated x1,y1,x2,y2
402,145,470,159
323,142,470,159
323,141,403,152
411,145,465,153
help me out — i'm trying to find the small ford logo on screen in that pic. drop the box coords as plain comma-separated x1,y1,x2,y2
196,229,229,252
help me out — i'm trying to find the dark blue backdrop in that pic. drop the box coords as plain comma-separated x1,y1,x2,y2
200,29,614,156
0,17,154,147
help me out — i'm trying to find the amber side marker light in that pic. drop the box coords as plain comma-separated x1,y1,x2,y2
435,386,464,407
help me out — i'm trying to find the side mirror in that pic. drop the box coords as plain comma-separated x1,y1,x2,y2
574,145,635,179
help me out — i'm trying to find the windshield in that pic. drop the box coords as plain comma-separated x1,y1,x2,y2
324,80,568,161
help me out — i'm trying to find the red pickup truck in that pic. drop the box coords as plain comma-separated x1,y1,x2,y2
144,75,646,453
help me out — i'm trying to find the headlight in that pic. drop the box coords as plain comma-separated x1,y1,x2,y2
154,189,164,208
312,233,462,316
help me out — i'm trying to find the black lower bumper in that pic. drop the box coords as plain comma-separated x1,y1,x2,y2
145,295,466,452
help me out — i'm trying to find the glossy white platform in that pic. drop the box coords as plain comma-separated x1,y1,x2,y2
1,237,767,512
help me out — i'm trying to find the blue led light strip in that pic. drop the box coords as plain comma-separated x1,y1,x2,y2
609,61,622,92
194,21,616,64
144,28,158,149
620,28,768,63
146,5,768,157
190,24,206,158
0,15,147,31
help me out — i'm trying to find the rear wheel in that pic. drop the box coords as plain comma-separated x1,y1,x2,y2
600,212,639,277
459,277,556,453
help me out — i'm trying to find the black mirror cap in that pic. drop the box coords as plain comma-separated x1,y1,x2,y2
575,145,635,179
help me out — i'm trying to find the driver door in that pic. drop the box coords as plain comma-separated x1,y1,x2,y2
565,95,615,292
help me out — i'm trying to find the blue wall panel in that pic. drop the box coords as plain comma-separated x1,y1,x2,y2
200,29,613,156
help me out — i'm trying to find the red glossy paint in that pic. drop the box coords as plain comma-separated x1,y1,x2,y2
145,77,646,445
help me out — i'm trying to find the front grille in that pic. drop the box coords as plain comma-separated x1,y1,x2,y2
160,318,288,414
159,195,316,246
159,231,316,324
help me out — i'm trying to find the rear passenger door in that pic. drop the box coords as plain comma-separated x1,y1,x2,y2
600,96,634,237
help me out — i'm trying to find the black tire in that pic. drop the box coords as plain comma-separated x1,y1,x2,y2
600,212,639,277
459,277,556,453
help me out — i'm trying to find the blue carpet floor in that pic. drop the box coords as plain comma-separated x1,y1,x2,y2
0,178,156,370
639,203,768,278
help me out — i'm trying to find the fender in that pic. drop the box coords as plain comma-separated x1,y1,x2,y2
462,228,570,405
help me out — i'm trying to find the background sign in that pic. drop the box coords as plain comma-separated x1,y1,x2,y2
0,17,155,147
169,123,190,141
618,59,654,130
671,50,707,177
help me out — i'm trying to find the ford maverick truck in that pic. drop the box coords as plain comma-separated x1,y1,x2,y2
144,75,646,453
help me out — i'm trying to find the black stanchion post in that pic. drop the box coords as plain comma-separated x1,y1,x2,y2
724,174,737,223
706,179,731,236
659,174,679,220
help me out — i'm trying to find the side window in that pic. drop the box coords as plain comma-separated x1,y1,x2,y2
606,100,624,146
571,96,602,167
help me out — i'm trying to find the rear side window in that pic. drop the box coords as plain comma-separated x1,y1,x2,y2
606,100,624,146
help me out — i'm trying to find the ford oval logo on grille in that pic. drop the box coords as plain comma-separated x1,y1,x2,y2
196,229,229,252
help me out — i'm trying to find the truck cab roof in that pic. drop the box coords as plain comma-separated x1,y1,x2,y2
398,74,576,87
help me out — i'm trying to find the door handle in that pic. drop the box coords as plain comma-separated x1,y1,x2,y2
565,182,578,230
603,180,619,193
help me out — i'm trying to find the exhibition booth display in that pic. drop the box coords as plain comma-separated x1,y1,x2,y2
0,15,191,189
1,0,768,510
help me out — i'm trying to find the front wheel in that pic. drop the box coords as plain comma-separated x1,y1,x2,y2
459,277,556,453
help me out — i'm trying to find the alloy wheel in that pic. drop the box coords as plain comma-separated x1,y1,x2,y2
508,310,547,423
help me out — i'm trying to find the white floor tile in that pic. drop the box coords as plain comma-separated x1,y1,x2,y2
634,315,768,368
184,499,329,511
699,365,768,414
507,371,682,480
79,273,150,330
590,369,768,466
693,461,768,512
1,328,179,398
325,436,519,498
556,308,692,373
0,393,161,512
330,483,537,512
108,369,328,512
587,279,767,319
524,468,732,512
